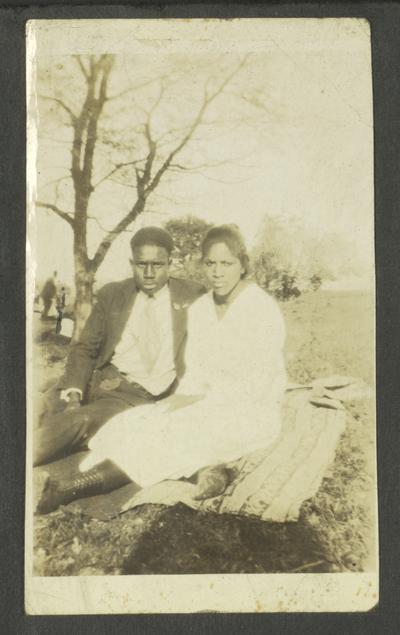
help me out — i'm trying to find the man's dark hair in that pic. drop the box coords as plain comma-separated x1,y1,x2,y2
130,226,174,255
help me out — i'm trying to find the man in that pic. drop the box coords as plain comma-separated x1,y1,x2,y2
34,226,205,466
55,286,66,334
40,271,57,319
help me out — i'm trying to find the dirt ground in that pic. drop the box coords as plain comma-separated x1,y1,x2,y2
31,289,377,576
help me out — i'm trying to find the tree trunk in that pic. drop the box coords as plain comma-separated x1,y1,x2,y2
73,252,95,342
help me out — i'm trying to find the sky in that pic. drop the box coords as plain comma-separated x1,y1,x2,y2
27,18,374,288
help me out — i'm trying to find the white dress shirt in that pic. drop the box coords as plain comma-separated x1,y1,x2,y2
111,285,176,395
62,285,176,401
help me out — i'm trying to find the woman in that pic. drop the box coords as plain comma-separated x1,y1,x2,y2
37,225,287,513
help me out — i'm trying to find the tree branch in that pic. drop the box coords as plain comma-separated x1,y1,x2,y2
39,95,77,123
106,75,168,101
90,199,145,271
40,174,71,190
139,122,157,194
74,55,89,80
36,201,75,227
144,57,249,197
92,160,144,189
80,56,114,189
169,158,230,172
87,214,134,234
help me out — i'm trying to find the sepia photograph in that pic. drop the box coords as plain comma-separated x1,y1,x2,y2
25,17,377,613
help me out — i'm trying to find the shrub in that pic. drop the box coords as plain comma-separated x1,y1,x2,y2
253,252,301,300
164,216,212,266
309,274,323,292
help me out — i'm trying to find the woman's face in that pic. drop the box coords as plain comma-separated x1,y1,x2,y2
203,242,245,296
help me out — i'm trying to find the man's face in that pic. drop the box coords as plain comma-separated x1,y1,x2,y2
131,244,171,295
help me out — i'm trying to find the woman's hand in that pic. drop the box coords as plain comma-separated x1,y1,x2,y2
193,465,231,500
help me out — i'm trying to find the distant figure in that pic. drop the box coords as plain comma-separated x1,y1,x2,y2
55,286,66,334
40,271,58,319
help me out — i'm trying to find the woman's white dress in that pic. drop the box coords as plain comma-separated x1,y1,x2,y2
80,283,287,486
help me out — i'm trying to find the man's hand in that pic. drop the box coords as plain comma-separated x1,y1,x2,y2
65,391,81,411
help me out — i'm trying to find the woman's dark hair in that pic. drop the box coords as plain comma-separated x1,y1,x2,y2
201,224,250,277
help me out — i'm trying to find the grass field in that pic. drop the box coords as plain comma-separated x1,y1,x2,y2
32,289,377,576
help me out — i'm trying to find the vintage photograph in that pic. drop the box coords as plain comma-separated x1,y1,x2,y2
26,18,377,613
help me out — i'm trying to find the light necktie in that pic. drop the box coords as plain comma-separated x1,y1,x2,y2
138,295,161,373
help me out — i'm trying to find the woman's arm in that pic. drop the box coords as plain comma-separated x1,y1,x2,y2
234,292,287,403
175,305,207,396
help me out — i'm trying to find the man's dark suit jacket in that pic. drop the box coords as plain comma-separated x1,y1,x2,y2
59,277,205,396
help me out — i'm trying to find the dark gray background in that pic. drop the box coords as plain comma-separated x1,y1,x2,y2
0,2,399,633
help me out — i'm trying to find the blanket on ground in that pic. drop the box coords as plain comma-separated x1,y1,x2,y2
33,376,372,522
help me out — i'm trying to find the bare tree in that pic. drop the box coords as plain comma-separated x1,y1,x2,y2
36,54,248,338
